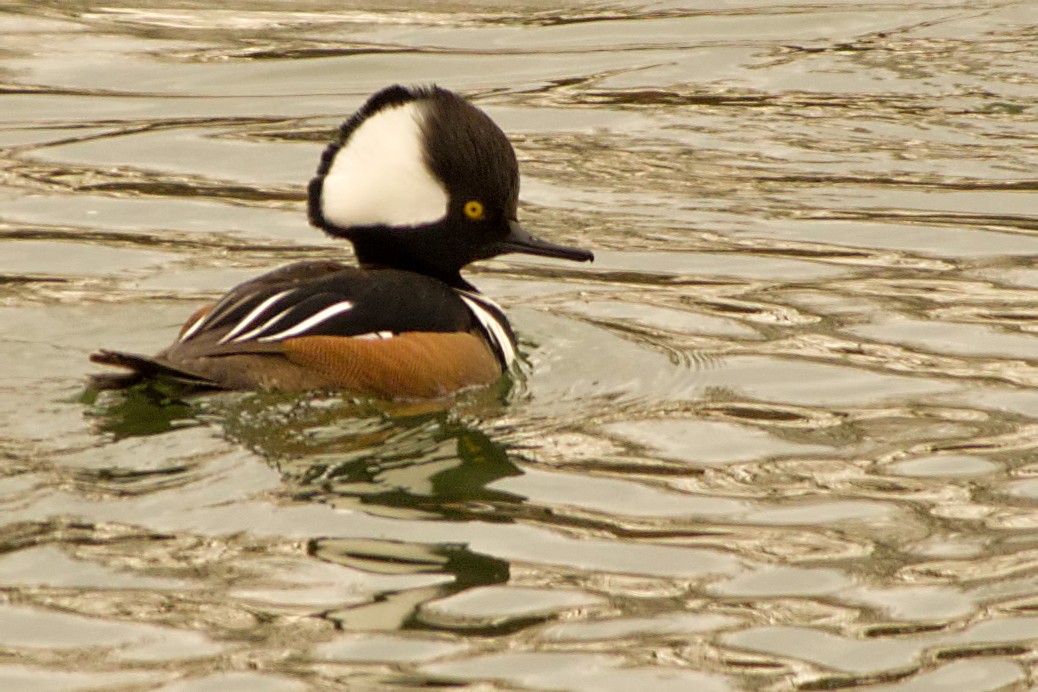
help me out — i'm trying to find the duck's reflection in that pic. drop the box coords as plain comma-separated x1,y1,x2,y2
87,379,526,518
313,537,510,632
82,381,203,439
215,384,524,515
85,382,527,632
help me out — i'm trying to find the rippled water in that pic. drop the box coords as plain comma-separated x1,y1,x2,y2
2,1,1038,690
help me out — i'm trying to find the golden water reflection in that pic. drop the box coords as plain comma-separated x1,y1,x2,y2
2,1,1038,689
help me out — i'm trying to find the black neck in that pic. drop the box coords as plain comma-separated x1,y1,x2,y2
345,224,479,291
353,246,477,292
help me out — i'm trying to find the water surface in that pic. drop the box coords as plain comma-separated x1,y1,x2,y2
2,1,1038,690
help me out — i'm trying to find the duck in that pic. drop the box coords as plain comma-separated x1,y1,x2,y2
89,85,594,399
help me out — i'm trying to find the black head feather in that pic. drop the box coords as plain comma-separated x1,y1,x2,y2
308,85,590,286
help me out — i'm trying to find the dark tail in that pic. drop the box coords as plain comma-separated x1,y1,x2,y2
88,350,219,390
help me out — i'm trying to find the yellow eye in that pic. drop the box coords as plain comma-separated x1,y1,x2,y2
463,200,484,221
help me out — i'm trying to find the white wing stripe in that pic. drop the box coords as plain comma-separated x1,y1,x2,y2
459,294,515,366
256,301,355,342
217,289,295,345
178,309,209,343
230,307,296,343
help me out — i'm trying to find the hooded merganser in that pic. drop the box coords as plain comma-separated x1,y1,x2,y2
89,85,593,398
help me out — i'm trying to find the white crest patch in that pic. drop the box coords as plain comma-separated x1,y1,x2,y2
320,101,448,229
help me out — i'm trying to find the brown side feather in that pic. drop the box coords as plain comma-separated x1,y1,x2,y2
92,332,503,397
279,332,502,398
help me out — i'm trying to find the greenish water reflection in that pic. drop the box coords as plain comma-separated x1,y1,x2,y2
87,382,526,520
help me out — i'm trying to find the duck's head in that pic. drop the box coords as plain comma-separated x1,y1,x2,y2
308,85,593,286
